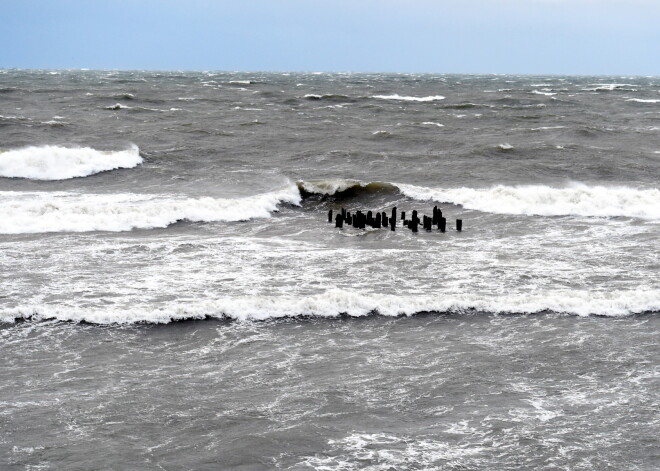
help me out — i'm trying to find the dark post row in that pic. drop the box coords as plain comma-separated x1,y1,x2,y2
328,207,463,232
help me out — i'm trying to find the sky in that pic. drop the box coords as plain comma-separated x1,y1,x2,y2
1,0,658,75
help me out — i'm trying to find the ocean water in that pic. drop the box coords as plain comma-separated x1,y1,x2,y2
0,70,658,469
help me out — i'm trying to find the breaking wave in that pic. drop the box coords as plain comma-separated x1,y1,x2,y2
2,288,658,324
372,94,445,102
0,185,301,234
304,93,354,102
626,98,660,104
297,179,398,198
397,183,660,219
298,179,660,220
0,144,142,180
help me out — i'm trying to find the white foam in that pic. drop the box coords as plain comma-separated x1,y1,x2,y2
498,143,514,150
397,182,660,220
531,90,556,96
373,94,445,102
583,83,636,92
626,98,660,103
0,144,142,180
105,103,131,110
422,122,444,127
0,184,301,234
2,287,657,324
530,126,565,131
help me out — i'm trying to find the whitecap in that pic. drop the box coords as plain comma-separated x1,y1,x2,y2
0,144,142,180
0,184,301,234
2,287,658,324
397,182,660,220
626,98,660,103
373,94,445,102
105,103,131,110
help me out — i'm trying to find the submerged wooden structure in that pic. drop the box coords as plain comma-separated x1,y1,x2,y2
330,206,462,232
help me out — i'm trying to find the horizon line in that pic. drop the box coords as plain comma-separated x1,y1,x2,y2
1,67,658,78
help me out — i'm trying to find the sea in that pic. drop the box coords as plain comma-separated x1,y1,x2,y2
0,69,658,470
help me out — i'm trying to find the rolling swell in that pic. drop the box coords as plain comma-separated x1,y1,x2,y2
3,288,658,324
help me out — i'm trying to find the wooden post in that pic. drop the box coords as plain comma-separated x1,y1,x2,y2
400,211,405,223
328,209,333,223
391,207,397,224
335,214,343,228
439,217,446,232
456,219,463,231
374,212,382,228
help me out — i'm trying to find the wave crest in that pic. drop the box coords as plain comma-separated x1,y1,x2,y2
0,185,301,234
0,144,142,180
2,288,658,324
373,94,445,102
297,179,398,197
398,183,660,219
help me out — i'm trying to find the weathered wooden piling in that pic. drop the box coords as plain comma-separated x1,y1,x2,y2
342,208,346,219
346,212,352,225
358,212,366,229
382,212,388,227
328,209,333,223
391,207,397,224
374,212,382,228
439,217,446,232
400,211,405,223
456,219,463,231
410,219,418,233
335,214,343,228
352,212,359,228
432,206,438,225
390,215,395,231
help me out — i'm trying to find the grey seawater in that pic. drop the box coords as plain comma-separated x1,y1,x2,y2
1,70,659,468
1,315,658,470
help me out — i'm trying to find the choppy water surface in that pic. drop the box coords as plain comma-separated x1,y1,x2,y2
0,70,659,469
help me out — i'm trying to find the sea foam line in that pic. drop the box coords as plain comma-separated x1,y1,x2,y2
2,288,658,324
0,144,142,180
